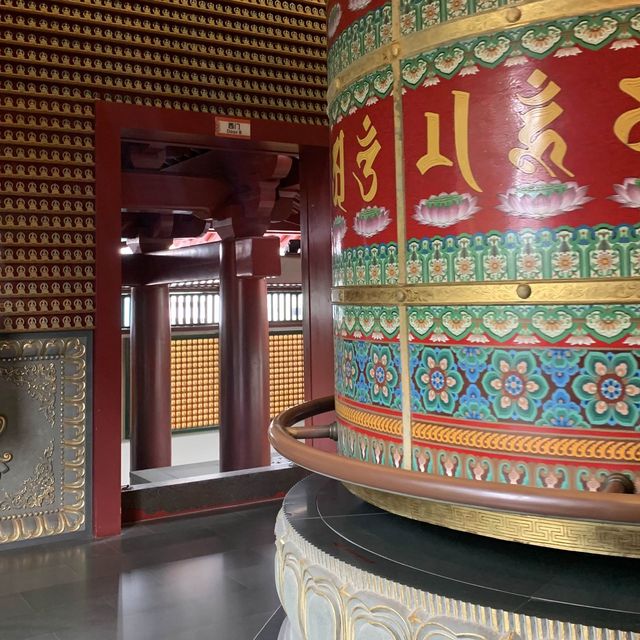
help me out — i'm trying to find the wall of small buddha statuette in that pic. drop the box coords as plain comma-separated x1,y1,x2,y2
1,0,327,333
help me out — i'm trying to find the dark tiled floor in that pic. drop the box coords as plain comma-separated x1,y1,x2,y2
0,503,284,640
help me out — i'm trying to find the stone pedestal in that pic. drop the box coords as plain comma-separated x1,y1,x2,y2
275,475,640,639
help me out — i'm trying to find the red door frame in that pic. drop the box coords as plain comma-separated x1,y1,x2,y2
93,102,328,536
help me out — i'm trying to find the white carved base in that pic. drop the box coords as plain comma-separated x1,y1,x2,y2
277,618,300,640
274,508,634,640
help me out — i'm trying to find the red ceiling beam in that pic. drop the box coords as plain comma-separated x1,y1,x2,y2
121,173,232,217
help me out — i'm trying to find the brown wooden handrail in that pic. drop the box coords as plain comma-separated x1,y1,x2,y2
269,396,640,523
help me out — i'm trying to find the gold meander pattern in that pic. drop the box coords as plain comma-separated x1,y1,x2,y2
337,399,640,462
277,506,640,636
346,484,640,558
0,0,326,332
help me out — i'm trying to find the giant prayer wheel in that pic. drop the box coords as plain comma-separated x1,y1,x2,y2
326,0,640,556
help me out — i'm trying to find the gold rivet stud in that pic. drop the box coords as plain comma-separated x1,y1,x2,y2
396,289,407,303
505,7,522,23
391,43,401,58
516,284,532,299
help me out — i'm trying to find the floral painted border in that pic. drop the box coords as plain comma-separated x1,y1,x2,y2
410,440,639,490
335,337,402,410
334,305,401,341
337,421,405,468
407,304,640,347
329,65,394,125
336,420,640,490
410,344,640,430
334,241,399,286
399,0,531,36
328,3,393,81
402,8,640,86
407,223,640,284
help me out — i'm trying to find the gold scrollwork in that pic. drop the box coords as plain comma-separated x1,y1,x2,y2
0,337,86,543
0,417,13,464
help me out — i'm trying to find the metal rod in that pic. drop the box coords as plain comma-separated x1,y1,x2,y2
285,423,337,440
603,473,636,494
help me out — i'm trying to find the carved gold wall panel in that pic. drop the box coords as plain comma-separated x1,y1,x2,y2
0,333,88,544
0,0,327,333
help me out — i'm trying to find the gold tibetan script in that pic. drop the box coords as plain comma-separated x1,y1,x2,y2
509,69,574,178
416,90,482,193
353,115,381,202
332,129,346,212
614,76,640,152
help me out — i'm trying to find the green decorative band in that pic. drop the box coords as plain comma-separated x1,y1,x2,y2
334,305,401,340
328,3,393,81
399,0,535,36
333,242,399,287
328,0,639,103
328,65,393,126
334,302,640,346
406,304,640,346
407,223,640,284
402,7,640,86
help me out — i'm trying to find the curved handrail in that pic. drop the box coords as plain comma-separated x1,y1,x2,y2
269,396,640,524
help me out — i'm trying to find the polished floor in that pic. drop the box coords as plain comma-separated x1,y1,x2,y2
0,503,284,640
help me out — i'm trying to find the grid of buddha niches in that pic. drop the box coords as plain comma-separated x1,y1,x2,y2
269,331,305,418
0,0,326,333
171,335,220,430
170,331,304,430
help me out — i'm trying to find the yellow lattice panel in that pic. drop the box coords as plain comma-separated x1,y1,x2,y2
269,331,304,417
170,336,220,431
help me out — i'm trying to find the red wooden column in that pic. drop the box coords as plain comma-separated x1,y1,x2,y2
212,153,290,471
218,239,272,471
129,284,172,471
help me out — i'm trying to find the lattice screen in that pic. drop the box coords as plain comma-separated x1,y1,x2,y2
170,336,220,431
163,330,304,431
269,332,305,418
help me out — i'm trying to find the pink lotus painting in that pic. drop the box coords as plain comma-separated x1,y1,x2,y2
413,193,480,228
353,206,391,238
611,178,640,209
497,181,592,219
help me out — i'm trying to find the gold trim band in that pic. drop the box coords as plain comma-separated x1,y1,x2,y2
346,483,640,558
328,0,639,103
337,401,640,462
331,278,640,306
